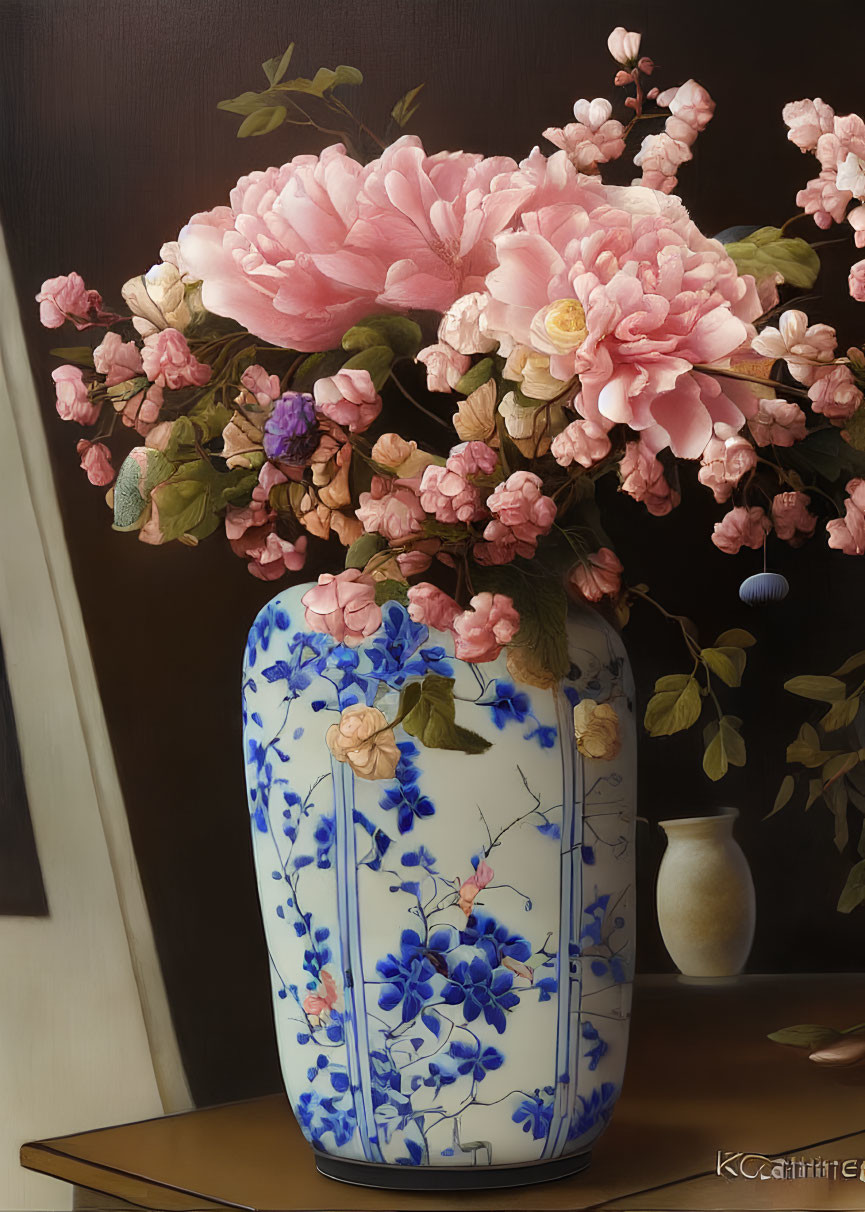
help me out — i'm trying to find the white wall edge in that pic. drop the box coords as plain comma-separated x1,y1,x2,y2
0,229,192,1115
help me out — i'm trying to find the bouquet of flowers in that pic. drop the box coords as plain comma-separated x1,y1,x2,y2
36,25,865,811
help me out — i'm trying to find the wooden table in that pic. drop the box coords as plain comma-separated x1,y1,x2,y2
21,975,865,1211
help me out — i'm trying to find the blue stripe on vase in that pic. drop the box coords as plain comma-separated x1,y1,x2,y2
332,755,384,1163
542,693,584,1158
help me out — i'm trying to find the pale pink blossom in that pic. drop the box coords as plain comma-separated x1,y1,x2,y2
697,424,757,503
543,98,625,173
313,368,381,433
93,332,143,387
244,531,308,581
551,418,612,468
438,292,498,355
396,544,438,576
355,475,426,543
661,80,715,141
416,342,470,393
458,860,494,915
836,152,865,198
120,383,163,435
483,471,557,561
570,548,623,602
452,593,520,663
711,506,770,555
76,439,114,486
52,364,99,424
418,442,497,524
850,259,865,302
827,479,865,554
751,310,837,386
406,583,461,632
240,364,281,408
607,27,641,65
481,172,761,458
771,492,817,545
808,364,863,421
632,132,692,193
141,328,211,390
747,398,808,447
783,98,835,153
796,168,852,230
619,441,679,516
36,272,102,329
301,569,381,645
848,204,865,248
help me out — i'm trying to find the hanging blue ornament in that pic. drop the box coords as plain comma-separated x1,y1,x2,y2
738,571,789,605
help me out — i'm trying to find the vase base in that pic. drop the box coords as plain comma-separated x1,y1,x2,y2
314,1150,592,1190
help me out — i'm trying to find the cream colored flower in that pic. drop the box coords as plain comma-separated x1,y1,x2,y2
502,346,567,401
453,380,498,444
122,262,191,338
497,391,552,457
532,299,589,354
221,410,265,469
326,704,400,781
573,700,621,761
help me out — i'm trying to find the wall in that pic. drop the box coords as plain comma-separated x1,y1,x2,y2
0,0,862,1112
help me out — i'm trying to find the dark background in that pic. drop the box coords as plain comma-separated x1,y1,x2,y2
1,0,864,1107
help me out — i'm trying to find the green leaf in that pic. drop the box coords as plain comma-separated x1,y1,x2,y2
838,859,865,913
842,407,865,453
474,565,569,683
391,83,425,128
342,345,394,391
767,774,796,819
715,628,756,649
726,226,821,289
215,468,258,510
784,675,847,703
374,579,409,608
821,696,861,732
644,677,701,738
701,646,747,688
342,315,422,358
280,65,363,97
834,650,865,678
50,346,94,367
653,674,693,693
786,722,839,768
237,106,287,138
805,778,824,810
401,673,491,755
767,1024,842,1049
456,358,495,396
150,477,209,543
345,532,385,570
703,715,746,782
262,43,295,86
217,90,271,116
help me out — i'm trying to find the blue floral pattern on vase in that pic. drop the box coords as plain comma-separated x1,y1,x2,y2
242,584,636,1172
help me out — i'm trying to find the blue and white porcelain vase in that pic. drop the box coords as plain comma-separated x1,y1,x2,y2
242,583,636,1189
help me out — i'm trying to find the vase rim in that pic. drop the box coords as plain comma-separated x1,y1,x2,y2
658,806,738,831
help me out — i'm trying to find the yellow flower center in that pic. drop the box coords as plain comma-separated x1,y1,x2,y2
543,298,588,352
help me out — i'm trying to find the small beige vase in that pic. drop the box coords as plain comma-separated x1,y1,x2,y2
656,808,755,978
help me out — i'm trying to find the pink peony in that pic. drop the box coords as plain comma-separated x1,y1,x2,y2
452,593,520,663
619,441,679,516
711,506,770,554
607,27,641,65
480,162,761,458
141,328,210,390
543,98,625,173
783,98,835,153
771,491,817,545
482,471,557,561
313,368,381,433
570,548,623,602
301,569,382,645
76,439,114,486
808,364,863,421
36,272,102,329
697,424,757,503
52,364,99,424
827,479,865,554
406,583,461,631
751,309,836,386
418,441,497,524
747,398,808,447
850,259,865,302
416,342,471,393
551,418,612,468
355,475,426,543
458,860,494,915
93,332,143,387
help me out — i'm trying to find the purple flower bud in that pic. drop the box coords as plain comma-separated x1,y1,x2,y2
263,392,319,464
